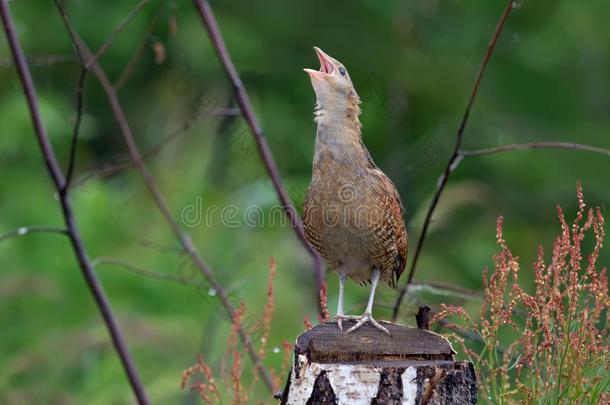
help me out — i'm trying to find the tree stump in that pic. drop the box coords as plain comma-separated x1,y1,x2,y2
279,321,476,404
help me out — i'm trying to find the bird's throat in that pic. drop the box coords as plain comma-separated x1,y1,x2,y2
313,108,368,169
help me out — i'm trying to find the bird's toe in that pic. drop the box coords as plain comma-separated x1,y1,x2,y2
343,312,390,335
345,317,367,334
369,317,391,335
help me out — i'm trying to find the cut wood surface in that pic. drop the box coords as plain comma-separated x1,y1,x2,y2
280,322,476,404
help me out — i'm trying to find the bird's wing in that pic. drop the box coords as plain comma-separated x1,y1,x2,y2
367,168,408,288
302,182,329,263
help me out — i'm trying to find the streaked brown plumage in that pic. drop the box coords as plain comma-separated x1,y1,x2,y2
303,47,408,334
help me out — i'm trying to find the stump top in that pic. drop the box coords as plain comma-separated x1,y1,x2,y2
296,321,454,364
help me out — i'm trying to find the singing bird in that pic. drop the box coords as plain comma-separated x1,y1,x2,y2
303,47,408,334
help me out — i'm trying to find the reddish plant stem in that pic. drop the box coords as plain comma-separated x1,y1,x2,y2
393,0,515,321
192,0,326,311
54,2,275,392
0,2,150,404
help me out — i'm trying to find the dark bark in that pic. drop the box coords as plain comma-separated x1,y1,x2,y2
306,372,337,405
372,369,404,404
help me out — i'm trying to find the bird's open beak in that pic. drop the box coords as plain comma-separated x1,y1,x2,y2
304,47,335,78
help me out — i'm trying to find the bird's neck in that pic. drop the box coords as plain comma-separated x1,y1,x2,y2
313,93,367,166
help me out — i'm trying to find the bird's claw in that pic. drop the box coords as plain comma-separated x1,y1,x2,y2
344,312,390,335
335,314,357,332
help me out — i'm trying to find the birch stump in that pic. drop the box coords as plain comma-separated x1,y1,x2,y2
279,321,476,404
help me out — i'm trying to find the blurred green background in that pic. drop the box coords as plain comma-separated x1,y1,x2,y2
1,0,609,403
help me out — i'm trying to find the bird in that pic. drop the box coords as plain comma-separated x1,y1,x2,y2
302,47,408,334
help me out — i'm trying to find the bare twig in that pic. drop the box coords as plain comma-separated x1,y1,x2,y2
55,2,275,392
410,281,483,300
71,108,240,188
192,0,326,309
72,160,133,188
0,226,67,243
406,296,499,353
93,256,194,285
460,141,610,158
114,10,162,90
64,68,87,188
84,0,152,69
62,5,88,189
132,237,184,255
393,0,515,321
0,53,78,67
435,316,494,351
142,110,240,157
0,2,150,404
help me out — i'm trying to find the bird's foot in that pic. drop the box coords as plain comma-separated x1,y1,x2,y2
334,314,358,332
343,312,390,335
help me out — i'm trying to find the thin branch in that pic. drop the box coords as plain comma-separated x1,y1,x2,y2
84,0,152,69
406,296,501,354
71,108,240,188
132,237,185,255
410,281,483,300
64,68,87,188
93,256,194,285
55,3,276,392
192,0,326,309
62,3,88,189
72,160,133,188
143,110,240,157
0,53,78,67
393,0,515,321
0,226,67,243
114,11,162,91
435,316,494,351
1,2,150,404
460,141,610,158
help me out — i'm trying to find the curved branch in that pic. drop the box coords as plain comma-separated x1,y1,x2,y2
1,2,150,404
0,226,67,243
460,141,610,158
393,0,515,321
55,3,276,392
192,0,326,308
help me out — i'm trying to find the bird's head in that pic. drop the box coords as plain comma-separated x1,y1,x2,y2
304,47,360,117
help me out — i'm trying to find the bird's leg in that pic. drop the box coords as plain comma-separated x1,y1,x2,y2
334,273,348,331
346,268,390,335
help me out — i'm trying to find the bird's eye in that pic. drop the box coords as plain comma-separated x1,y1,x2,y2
338,67,346,76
